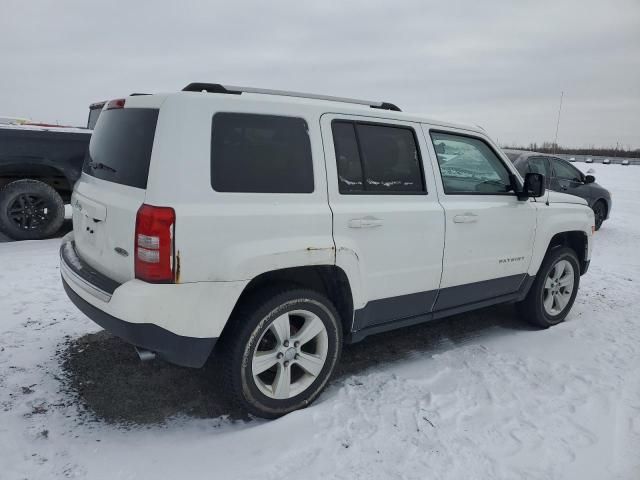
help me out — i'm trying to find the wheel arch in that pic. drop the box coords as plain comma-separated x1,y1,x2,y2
224,265,355,338
544,231,589,275
593,197,609,216
529,203,593,277
0,163,74,199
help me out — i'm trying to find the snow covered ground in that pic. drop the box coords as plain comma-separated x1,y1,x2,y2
1,164,639,480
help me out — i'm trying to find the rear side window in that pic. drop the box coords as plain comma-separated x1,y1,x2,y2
211,113,314,193
332,120,425,194
332,122,363,192
83,108,159,189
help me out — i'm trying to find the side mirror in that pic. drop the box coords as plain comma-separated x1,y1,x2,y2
584,174,595,184
519,172,545,199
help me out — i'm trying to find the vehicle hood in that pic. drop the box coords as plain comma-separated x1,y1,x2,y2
546,190,589,206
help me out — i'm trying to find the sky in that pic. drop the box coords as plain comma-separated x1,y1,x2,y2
1,0,639,149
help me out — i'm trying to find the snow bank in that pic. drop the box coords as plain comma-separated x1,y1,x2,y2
1,164,639,479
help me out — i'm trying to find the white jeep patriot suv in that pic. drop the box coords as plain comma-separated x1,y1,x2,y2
61,83,595,418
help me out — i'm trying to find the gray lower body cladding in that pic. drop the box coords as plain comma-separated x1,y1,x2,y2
62,278,217,368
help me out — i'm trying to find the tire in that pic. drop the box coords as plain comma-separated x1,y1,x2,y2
0,179,65,240
219,287,342,419
517,246,581,328
592,200,606,231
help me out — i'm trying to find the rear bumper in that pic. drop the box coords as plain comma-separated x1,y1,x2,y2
62,277,216,368
59,234,246,367
60,240,120,302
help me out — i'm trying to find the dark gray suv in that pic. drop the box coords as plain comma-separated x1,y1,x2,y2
505,149,612,230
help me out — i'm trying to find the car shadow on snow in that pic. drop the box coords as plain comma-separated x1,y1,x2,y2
60,303,536,426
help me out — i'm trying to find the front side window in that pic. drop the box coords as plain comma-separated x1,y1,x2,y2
551,158,582,182
332,120,425,194
430,132,513,194
211,113,313,193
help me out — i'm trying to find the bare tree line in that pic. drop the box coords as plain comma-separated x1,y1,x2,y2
502,142,640,159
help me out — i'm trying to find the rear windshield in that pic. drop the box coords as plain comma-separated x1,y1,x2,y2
83,108,159,189
87,106,103,130
505,151,522,162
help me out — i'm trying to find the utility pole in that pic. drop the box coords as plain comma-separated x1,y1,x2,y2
553,91,564,154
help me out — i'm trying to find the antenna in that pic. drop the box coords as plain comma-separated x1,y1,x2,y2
553,91,563,154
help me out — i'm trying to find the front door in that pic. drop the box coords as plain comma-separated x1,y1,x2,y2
321,114,445,330
425,127,537,311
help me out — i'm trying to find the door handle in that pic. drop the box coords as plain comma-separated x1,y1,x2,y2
453,213,478,224
349,217,383,228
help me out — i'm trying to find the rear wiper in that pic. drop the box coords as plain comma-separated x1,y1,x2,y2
89,161,117,173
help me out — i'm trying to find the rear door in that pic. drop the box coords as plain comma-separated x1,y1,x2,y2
321,114,445,330
424,127,537,310
72,100,160,283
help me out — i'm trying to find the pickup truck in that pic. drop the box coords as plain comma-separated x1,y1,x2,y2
0,102,105,240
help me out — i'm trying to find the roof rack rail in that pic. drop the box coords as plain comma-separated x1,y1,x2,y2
182,83,401,112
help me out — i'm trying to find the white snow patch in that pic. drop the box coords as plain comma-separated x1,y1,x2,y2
1,165,640,479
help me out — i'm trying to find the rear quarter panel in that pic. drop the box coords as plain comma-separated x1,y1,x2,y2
144,94,335,283
0,127,90,188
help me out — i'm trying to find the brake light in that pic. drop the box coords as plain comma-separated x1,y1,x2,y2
105,98,126,110
135,204,175,283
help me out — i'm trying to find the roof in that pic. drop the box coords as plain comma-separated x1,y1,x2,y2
137,83,485,135
182,82,402,112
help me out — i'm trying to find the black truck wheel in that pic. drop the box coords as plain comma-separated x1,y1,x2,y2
0,179,65,240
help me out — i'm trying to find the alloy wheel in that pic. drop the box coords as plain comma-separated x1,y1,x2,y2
251,309,328,399
7,194,52,231
542,259,575,316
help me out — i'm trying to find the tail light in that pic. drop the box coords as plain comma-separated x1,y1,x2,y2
105,98,126,110
135,204,175,283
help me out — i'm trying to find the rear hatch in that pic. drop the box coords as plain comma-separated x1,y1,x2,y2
72,99,160,284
